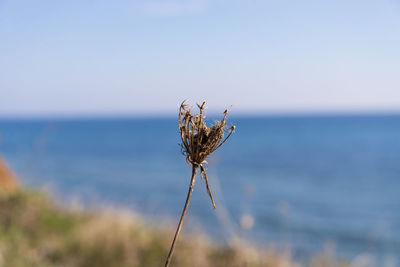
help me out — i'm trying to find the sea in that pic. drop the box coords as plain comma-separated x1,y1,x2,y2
0,115,399,264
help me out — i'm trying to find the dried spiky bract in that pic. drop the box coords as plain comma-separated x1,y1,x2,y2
178,100,235,208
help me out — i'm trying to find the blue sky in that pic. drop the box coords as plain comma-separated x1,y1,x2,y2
1,0,400,116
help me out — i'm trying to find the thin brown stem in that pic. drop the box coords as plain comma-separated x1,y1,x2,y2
165,166,198,267
216,126,235,149
200,164,216,209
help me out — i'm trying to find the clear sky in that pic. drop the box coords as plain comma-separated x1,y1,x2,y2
1,0,400,117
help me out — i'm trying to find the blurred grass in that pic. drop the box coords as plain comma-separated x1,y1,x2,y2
0,189,350,267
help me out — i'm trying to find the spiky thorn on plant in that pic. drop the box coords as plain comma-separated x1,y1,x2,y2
165,100,235,267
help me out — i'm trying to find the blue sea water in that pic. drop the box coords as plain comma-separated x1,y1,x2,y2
0,115,399,262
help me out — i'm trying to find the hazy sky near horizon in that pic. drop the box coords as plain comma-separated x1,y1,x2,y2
1,0,400,116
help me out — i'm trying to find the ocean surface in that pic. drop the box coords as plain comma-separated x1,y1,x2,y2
1,115,399,263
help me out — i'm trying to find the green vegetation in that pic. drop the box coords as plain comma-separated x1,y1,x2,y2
0,189,350,267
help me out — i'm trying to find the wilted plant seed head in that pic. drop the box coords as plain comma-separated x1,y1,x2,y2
165,100,235,267
178,100,235,208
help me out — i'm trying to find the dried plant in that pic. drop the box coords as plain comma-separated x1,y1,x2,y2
165,100,235,267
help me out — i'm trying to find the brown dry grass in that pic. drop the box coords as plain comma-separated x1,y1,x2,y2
0,189,353,267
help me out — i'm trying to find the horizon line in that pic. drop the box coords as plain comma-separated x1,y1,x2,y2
1,109,400,121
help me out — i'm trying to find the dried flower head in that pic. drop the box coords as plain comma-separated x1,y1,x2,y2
178,100,235,208
165,100,235,267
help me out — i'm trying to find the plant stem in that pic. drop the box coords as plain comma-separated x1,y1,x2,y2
165,166,198,267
